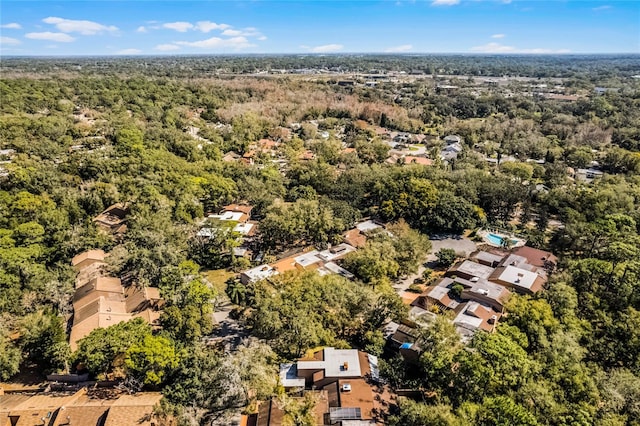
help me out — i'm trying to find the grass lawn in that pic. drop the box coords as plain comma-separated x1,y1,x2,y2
202,268,236,294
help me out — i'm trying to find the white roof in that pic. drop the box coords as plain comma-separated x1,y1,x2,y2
197,228,215,238
242,264,278,282
294,250,323,267
208,211,244,221
356,220,382,232
496,265,538,291
297,347,362,378
319,262,355,279
233,247,248,256
427,285,460,309
279,363,306,388
454,260,496,280
316,243,357,262
453,302,484,330
233,222,254,235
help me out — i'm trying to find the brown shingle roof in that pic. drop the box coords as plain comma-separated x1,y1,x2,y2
343,229,366,249
103,393,162,426
512,246,558,269
71,250,107,269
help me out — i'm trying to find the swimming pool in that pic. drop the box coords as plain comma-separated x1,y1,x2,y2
486,233,518,246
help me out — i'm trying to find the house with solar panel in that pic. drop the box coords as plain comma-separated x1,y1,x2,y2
263,347,387,425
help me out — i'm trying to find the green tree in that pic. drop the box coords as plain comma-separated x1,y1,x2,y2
436,248,458,267
74,318,152,377
125,334,181,386
475,396,538,426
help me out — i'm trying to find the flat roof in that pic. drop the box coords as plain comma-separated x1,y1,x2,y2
297,348,362,378
316,243,357,262
279,363,306,388
209,211,244,222
319,262,355,279
242,264,278,282
453,302,484,330
294,250,323,267
451,260,495,280
233,222,255,235
494,265,538,290
473,251,505,265
355,220,382,232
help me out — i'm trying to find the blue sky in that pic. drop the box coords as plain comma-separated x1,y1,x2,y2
1,1,638,56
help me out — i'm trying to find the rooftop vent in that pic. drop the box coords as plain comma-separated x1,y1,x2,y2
342,383,352,392
343,361,349,371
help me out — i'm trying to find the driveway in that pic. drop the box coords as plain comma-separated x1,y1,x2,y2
428,234,478,260
207,299,250,352
393,234,477,301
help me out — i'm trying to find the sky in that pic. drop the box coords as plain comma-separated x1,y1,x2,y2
0,1,638,56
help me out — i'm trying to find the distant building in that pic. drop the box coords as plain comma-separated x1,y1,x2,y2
93,203,129,236
574,168,604,183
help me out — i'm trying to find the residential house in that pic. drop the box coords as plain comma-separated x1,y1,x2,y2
69,251,163,351
574,168,604,183
440,142,463,161
0,388,164,426
453,301,500,342
343,229,367,249
488,265,545,295
251,391,329,426
222,151,241,163
208,204,253,223
279,347,381,424
445,260,496,281
512,246,558,272
240,264,279,285
411,275,508,342
443,135,462,145
93,203,129,236
71,250,108,288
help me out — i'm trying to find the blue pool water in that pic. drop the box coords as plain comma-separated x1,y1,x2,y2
486,233,518,246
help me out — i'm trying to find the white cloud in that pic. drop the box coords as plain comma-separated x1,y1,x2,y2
136,26,147,33
117,48,142,55
1,23,22,29
163,21,194,32
470,42,570,54
0,36,21,46
491,33,505,39
155,43,180,51
593,5,611,11
25,32,75,42
310,43,343,53
258,36,267,41
195,21,231,32
175,36,255,49
222,29,243,36
385,44,413,53
43,17,117,35
432,0,460,5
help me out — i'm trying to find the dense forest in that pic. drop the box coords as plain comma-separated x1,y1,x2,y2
1,55,640,425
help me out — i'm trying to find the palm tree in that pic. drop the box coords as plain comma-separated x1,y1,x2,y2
226,279,246,306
